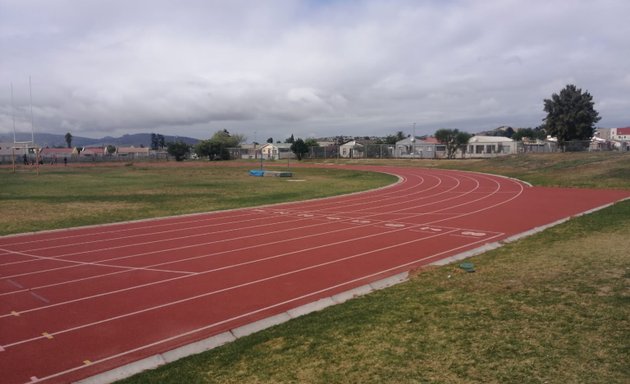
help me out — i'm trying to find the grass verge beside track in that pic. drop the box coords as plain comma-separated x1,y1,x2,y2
327,152,630,189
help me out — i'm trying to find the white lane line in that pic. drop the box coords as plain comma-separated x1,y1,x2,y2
0,210,260,249
0,248,196,276
29,291,50,304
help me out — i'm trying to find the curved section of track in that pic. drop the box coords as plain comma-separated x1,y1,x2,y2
1,165,628,384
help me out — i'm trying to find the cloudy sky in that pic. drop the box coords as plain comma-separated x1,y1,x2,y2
1,0,629,141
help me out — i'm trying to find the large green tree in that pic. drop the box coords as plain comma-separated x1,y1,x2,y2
64,132,73,148
434,129,471,159
543,84,600,150
290,138,309,160
195,129,245,160
167,141,190,161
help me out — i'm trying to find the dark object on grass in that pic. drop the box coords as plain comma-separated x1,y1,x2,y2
459,262,476,272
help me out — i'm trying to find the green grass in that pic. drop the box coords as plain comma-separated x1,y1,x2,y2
319,152,630,189
0,163,396,236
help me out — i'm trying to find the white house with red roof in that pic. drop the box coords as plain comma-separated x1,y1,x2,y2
611,127,630,141
610,127,630,151
80,147,105,157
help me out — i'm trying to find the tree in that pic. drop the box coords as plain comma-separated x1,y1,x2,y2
157,134,165,149
512,126,546,141
435,129,472,159
106,145,116,155
290,138,309,160
266,137,273,144
65,132,73,148
304,138,320,148
384,135,398,145
167,141,190,161
194,129,245,160
285,134,295,144
543,84,600,150
150,133,158,150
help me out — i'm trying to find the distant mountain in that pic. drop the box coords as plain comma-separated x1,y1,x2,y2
1,132,200,148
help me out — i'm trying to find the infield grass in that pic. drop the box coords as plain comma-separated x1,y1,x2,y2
0,163,396,236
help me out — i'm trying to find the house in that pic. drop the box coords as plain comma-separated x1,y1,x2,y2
611,127,630,141
260,143,294,160
116,146,150,158
466,136,517,158
339,140,364,158
80,147,105,158
394,137,444,158
39,147,74,162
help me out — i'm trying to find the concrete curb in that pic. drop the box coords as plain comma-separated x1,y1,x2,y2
76,272,409,384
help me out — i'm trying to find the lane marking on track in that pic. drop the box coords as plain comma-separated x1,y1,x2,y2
30,291,50,304
459,231,487,237
7,279,23,289
0,248,197,278
42,332,53,339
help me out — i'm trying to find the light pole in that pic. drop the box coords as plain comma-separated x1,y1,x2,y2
411,122,416,158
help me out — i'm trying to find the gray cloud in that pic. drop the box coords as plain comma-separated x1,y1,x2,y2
1,0,629,141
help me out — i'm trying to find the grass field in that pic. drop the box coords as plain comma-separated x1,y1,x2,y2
326,151,630,189
0,163,396,236
2,153,629,383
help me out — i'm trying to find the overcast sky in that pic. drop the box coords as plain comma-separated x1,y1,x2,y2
1,0,629,141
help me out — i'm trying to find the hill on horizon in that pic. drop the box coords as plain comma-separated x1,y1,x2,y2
0,132,200,148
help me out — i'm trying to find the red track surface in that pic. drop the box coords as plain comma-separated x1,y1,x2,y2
1,166,628,384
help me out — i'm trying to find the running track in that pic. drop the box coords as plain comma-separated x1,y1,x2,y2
1,165,629,384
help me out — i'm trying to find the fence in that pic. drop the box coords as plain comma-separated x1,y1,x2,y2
225,140,627,161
